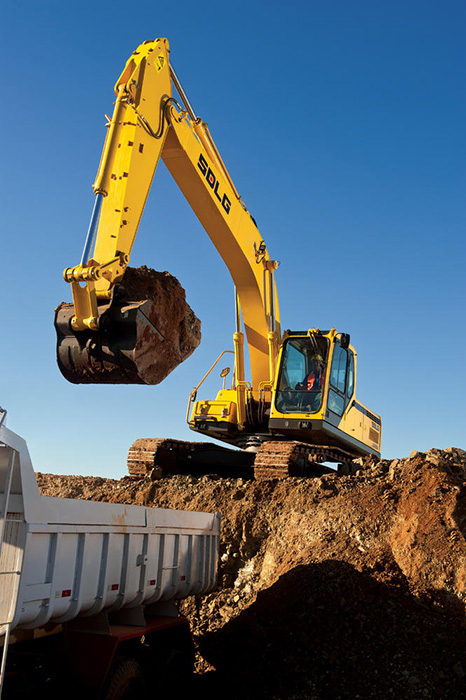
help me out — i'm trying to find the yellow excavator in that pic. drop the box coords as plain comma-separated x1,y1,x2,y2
55,39,382,478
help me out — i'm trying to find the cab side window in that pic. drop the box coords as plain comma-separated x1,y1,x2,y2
330,346,347,393
347,352,355,398
328,345,354,416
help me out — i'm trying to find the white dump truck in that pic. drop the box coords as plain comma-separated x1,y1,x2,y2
0,410,221,698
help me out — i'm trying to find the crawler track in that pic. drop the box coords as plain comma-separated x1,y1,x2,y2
253,441,352,480
127,438,255,477
128,437,358,480
128,438,184,476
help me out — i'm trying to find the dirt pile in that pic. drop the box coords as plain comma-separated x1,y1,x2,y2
37,447,466,699
118,265,201,384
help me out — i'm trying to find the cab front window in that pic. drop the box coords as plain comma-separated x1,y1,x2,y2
275,336,328,414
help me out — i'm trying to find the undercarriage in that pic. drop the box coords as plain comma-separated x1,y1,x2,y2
127,438,359,480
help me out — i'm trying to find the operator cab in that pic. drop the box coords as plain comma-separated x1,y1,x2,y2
269,330,380,461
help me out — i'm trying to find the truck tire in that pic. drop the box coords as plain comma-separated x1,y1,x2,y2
102,657,146,700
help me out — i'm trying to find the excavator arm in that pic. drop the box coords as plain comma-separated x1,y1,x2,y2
57,38,280,394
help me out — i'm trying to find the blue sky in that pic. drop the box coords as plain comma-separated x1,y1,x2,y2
1,0,465,477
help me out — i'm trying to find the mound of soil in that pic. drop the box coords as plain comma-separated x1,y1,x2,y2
37,446,466,699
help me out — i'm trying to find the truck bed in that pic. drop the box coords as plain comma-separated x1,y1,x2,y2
0,423,220,636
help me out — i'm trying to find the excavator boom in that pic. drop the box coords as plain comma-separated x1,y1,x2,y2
56,38,280,392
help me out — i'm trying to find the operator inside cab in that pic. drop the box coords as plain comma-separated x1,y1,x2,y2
275,337,328,414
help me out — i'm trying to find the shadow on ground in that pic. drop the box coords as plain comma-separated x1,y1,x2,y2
193,559,466,700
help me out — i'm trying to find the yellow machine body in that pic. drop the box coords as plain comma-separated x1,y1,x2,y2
189,328,381,459
57,38,381,463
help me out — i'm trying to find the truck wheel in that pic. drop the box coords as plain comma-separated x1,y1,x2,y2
102,657,146,700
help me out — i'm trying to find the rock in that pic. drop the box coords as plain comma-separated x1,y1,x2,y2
120,265,201,384
388,459,400,480
445,448,466,465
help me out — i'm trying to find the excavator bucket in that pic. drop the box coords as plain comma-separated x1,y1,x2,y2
56,299,160,384
55,266,201,385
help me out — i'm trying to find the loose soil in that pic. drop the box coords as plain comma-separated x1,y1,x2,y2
37,447,466,699
118,265,201,384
